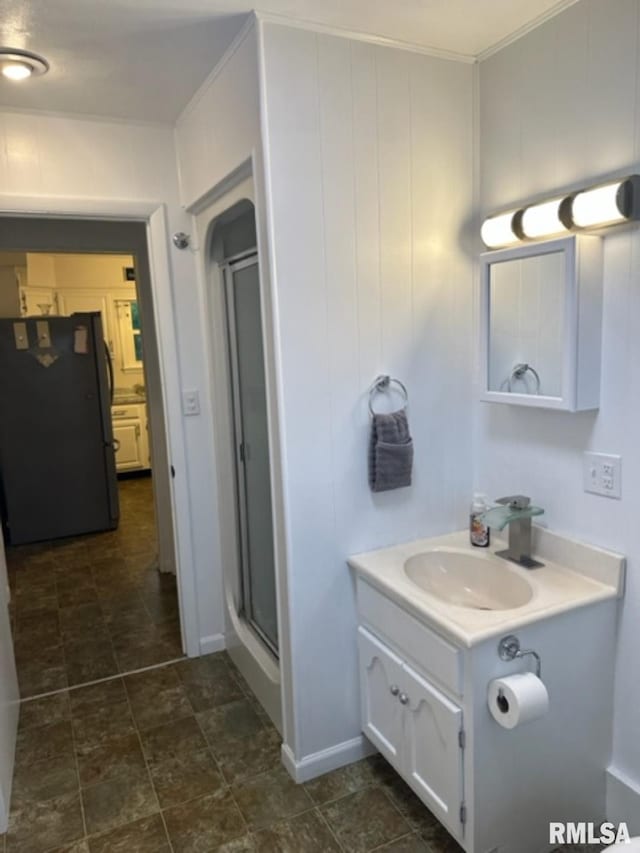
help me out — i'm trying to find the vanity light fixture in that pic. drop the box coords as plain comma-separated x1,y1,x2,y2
520,197,568,240
565,176,640,229
480,210,521,249
0,48,49,81
481,174,640,247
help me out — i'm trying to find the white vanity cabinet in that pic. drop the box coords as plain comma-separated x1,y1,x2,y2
358,627,404,767
351,537,623,853
359,626,465,832
402,660,464,828
356,585,466,841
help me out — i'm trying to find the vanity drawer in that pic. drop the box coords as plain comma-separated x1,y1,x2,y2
357,578,462,697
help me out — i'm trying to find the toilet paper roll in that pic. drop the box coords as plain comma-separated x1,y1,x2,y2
487,672,549,729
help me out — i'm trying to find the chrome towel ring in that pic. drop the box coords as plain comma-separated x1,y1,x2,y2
507,363,541,394
368,375,409,416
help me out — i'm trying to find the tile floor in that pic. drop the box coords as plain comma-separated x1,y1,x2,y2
1,477,606,853
6,476,182,698
0,651,602,853
1,652,471,853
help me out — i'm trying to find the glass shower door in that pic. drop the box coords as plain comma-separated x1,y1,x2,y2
225,256,278,655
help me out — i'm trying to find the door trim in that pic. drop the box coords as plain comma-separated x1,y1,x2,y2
0,197,199,658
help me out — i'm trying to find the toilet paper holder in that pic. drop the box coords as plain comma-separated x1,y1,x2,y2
498,634,542,678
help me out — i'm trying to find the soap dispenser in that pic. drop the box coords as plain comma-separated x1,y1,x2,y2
470,493,490,548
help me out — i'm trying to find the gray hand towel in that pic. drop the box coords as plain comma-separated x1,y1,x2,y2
368,409,414,493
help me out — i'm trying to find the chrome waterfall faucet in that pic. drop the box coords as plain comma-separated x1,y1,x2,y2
481,495,545,569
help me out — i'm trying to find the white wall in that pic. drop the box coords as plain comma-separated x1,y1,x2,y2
260,22,474,766
175,22,261,210
478,0,640,822
0,108,224,652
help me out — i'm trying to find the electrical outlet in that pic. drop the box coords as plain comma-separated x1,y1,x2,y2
181,389,200,416
583,452,622,499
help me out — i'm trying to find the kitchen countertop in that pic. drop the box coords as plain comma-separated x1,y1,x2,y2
348,528,625,647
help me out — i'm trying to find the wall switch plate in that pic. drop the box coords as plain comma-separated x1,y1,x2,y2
181,389,200,416
583,452,622,499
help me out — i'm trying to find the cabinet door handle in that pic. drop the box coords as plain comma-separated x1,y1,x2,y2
398,693,409,705
389,685,399,697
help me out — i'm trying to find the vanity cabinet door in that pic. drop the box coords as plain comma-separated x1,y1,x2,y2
402,660,464,838
358,626,404,768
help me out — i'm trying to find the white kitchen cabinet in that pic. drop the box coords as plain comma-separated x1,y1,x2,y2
56,289,113,351
19,286,56,316
111,402,150,472
357,625,465,840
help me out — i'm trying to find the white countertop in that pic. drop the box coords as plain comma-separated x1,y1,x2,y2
348,528,625,647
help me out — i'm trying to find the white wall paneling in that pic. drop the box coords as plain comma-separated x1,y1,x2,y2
175,20,261,211
260,21,474,773
478,0,640,820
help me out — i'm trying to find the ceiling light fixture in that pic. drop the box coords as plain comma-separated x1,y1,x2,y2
0,48,49,81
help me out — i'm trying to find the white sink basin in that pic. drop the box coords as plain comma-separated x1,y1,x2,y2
404,548,534,611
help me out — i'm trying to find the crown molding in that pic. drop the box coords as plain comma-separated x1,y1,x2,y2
0,103,173,129
254,10,476,65
477,0,581,62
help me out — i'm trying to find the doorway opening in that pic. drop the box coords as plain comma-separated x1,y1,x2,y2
0,219,183,698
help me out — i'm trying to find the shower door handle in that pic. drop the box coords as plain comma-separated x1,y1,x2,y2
239,442,250,463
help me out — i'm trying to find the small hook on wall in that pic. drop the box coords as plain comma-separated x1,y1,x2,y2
172,232,191,250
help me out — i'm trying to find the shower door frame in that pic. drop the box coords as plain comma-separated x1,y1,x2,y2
222,251,279,659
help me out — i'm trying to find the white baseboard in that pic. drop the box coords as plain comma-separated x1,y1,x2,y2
607,766,640,835
199,634,226,656
281,735,376,783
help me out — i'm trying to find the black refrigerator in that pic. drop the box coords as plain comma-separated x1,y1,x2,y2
0,313,119,545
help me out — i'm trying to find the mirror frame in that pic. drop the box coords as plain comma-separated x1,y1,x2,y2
479,234,603,412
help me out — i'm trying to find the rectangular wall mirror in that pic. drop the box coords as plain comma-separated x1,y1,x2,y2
479,235,603,412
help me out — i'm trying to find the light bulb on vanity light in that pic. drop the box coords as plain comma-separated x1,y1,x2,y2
520,197,569,240
569,177,640,229
480,210,520,248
